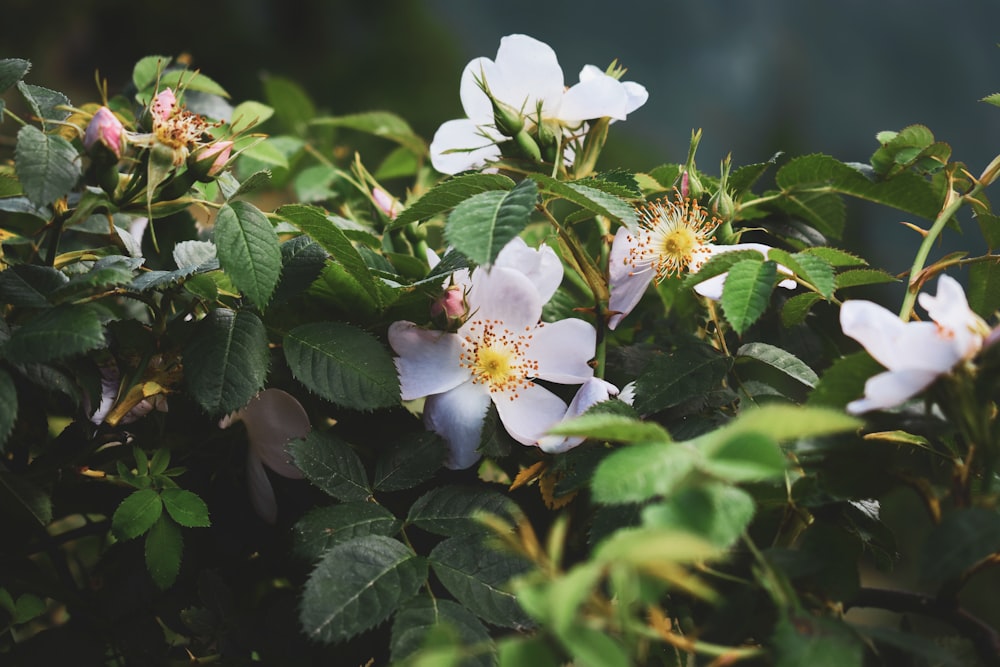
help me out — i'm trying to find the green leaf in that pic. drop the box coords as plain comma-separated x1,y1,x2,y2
0,265,66,308
112,488,163,541
145,514,183,589
131,55,171,92
390,173,516,229
292,502,402,562
682,248,765,290
773,613,864,667
498,637,562,667
705,404,861,445
288,430,371,501
833,268,899,290
373,432,447,492
158,69,228,98
737,342,818,388
278,204,383,310
1,304,104,363
283,321,400,410
634,344,732,414
445,178,538,266
591,442,700,505
0,470,52,526
776,250,835,298
982,93,1000,108
429,534,533,629
262,74,316,135
160,488,210,528
0,58,31,94
808,351,884,409
720,259,777,334
556,626,631,667
300,535,427,644
642,483,756,549
214,201,281,309
781,292,823,327
229,100,274,133
920,508,1000,586
593,526,719,564
183,308,270,417
312,111,425,155
14,125,81,208
391,596,495,667
545,412,671,444
11,593,46,625
774,190,846,238
800,246,868,267
407,485,521,537
0,369,17,452
533,174,638,230
968,259,1000,319
17,82,71,126
697,431,786,482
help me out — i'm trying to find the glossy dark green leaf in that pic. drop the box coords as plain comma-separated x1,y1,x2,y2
391,596,495,667
373,431,447,492
406,485,521,537
288,430,371,501
300,535,427,644
145,514,183,589
968,259,1000,320
1,304,104,363
390,173,516,229
292,502,402,562
737,342,818,388
17,82,70,126
214,200,281,309
445,178,538,266
634,344,731,414
833,268,899,290
808,351,884,409
14,125,80,208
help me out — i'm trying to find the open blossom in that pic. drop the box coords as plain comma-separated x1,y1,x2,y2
839,275,990,414
389,239,596,469
537,378,634,454
608,193,795,329
219,389,310,524
128,87,219,167
430,34,648,174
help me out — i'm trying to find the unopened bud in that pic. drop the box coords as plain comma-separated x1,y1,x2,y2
430,285,469,330
677,128,705,199
372,186,401,220
513,129,542,162
492,99,524,137
84,107,125,161
151,88,177,122
187,140,233,182
709,153,736,221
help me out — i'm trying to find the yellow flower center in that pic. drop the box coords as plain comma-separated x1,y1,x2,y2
460,319,539,398
626,192,720,283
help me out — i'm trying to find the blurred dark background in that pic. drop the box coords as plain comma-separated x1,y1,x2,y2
4,0,1000,278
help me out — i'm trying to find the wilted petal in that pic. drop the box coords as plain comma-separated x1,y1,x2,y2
531,318,596,383
494,237,564,303
246,454,278,524
424,380,492,470
847,368,939,414
388,321,467,400
430,118,503,175
608,227,653,329
494,382,568,447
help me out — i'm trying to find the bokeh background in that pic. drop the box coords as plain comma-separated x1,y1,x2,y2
5,0,1000,276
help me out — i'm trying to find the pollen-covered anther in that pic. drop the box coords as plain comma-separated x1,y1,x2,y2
459,319,539,394
627,192,721,283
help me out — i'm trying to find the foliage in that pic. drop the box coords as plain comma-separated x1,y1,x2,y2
1,41,1000,667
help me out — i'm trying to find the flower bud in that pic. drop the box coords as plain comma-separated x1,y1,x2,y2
84,107,125,161
430,285,469,330
372,186,401,220
677,128,705,199
151,88,177,122
491,99,524,137
187,140,233,182
709,154,737,221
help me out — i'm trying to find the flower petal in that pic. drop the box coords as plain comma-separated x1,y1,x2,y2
918,274,985,359
531,318,597,384
491,34,564,117
608,227,653,329
246,454,278,524
459,57,501,123
622,81,650,115
559,68,630,122
424,380,491,470
464,265,543,329
239,389,309,478
494,237,564,303
494,382,568,447
840,301,961,373
847,368,939,414
388,321,467,400
538,378,620,453
429,118,503,175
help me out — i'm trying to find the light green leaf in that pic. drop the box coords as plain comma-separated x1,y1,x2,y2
545,412,671,444
145,514,183,589
833,268,899,290
300,535,427,644
14,125,81,208
158,69,229,98
183,308,269,417
557,626,631,667
11,593,46,625
311,111,425,155
407,485,521,537
288,430,371,502
112,488,163,541
697,431,787,483
737,342,819,388
214,201,281,309
390,173,515,229
705,404,861,445
591,442,700,505
445,178,538,266
283,321,399,410
497,637,562,667
642,484,756,549
229,100,274,133
0,369,17,452
429,534,533,629
594,526,719,564
293,503,402,562
800,246,867,267
808,351,885,409
262,74,316,135
720,259,777,334
131,55,171,92
1,304,104,363
533,174,638,231
160,488,210,528
391,596,495,667
769,249,835,298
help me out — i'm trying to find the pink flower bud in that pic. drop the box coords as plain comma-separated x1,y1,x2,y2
430,285,469,329
84,106,124,159
151,88,177,122
187,140,234,181
372,186,401,219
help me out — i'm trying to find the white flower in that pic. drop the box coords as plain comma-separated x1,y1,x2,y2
538,377,632,454
388,240,596,469
219,389,310,523
607,193,794,329
839,275,989,414
430,34,648,175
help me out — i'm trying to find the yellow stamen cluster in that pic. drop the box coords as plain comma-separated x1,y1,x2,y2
626,192,720,283
459,319,539,399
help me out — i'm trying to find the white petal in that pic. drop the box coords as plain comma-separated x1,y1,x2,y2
840,301,960,373
559,71,630,123
424,381,491,470
693,273,727,300
246,454,278,524
918,274,985,358
239,389,309,478
622,81,649,115
494,237,564,303
531,318,597,384
464,265,543,329
429,118,503,175
846,369,938,414
491,34,564,117
459,57,501,123
388,321,467,400
608,227,653,329
494,382,568,447
538,378,620,454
